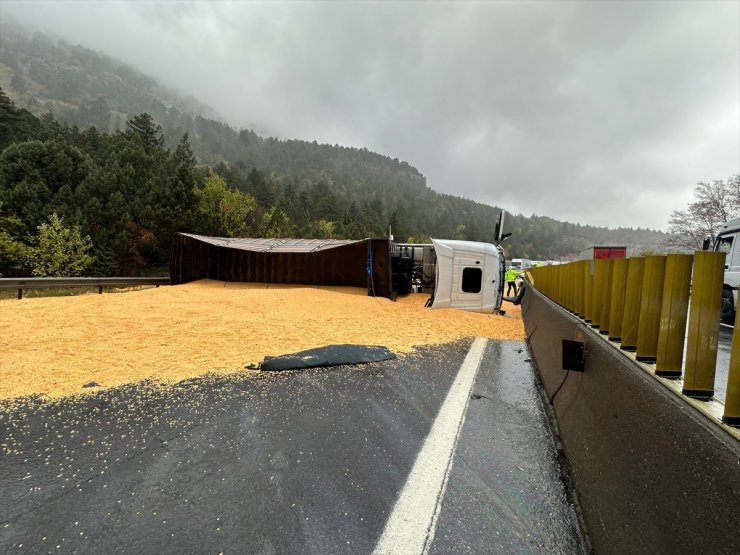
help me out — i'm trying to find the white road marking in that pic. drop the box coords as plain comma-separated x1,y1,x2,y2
373,337,488,555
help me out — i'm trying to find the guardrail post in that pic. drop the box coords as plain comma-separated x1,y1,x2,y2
608,258,629,341
583,260,593,323
621,257,645,351
557,264,565,306
560,264,567,308
547,266,554,301
18,288,22,300
565,262,576,312
575,260,585,316
655,254,693,377
591,259,607,329
636,256,667,363
723,306,740,425
598,259,614,335
568,262,576,312
683,251,725,398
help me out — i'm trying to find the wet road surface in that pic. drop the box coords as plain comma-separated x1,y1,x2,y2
1,340,585,554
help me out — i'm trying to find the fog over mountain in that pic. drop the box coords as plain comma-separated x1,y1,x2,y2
1,0,738,230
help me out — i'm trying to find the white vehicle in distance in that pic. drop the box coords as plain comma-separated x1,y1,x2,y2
714,217,740,323
509,258,534,271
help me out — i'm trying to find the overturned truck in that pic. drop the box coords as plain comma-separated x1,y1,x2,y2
170,232,505,313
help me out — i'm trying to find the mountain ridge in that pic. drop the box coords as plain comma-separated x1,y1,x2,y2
0,20,669,260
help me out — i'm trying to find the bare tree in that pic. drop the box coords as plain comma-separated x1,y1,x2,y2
729,174,740,215
667,176,740,251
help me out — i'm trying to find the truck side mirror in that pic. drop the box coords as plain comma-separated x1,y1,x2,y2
701,237,711,251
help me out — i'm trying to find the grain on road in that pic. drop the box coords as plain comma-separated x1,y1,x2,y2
1,279,524,399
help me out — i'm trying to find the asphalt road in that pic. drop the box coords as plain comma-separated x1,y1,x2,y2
1,340,586,554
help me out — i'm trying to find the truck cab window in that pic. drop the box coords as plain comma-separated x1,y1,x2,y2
716,236,733,254
462,267,482,293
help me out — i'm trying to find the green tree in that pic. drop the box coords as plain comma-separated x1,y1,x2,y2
156,133,198,235
0,87,42,149
194,175,257,237
0,139,93,236
246,168,275,208
0,230,31,276
260,206,293,238
0,202,33,276
221,187,257,237
31,213,93,276
194,174,227,235
310,219,336,239
124,113,165,154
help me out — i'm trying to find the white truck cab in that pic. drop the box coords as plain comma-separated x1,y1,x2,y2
429,239,505,313
715,217,740,322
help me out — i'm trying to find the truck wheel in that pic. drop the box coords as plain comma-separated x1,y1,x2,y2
721,289,735,324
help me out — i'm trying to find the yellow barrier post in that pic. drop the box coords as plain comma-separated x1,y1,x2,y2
591,259,606,328
569,262,577,312
540,266,548,297
608,258,629,342
621,257,645,351
560,264,569,310
723,306,740,425
635,256,667,363
575,260,585,317
655,254,693,377
683,251,725,398
583,260,594,322
568,262,578,314
599,259,614,335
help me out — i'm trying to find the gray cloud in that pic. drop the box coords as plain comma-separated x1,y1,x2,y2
3,0,738,229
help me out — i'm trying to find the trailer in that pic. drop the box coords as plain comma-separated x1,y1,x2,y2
171,226,507,315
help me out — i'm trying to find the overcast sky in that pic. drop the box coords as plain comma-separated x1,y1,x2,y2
3,0,739,230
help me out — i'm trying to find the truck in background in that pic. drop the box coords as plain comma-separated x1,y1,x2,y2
509,258,534,271
579,245,627,260
714,217,740,323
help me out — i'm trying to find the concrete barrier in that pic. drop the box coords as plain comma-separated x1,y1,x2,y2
522,284,740,555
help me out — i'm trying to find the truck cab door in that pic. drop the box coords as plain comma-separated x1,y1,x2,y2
452,256,485,309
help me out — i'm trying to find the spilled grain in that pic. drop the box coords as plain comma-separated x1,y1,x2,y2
1,279,524,399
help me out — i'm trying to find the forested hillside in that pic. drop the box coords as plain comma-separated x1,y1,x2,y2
0,22,669,277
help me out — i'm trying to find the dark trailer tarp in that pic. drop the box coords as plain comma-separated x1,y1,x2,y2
170,233,393,298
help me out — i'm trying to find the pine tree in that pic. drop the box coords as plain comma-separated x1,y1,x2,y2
124,113,165,154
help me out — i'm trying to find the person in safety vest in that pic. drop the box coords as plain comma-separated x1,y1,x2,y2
506,267,518,295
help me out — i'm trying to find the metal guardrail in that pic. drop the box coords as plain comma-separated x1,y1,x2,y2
528,253,739,427
0,277,170,299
